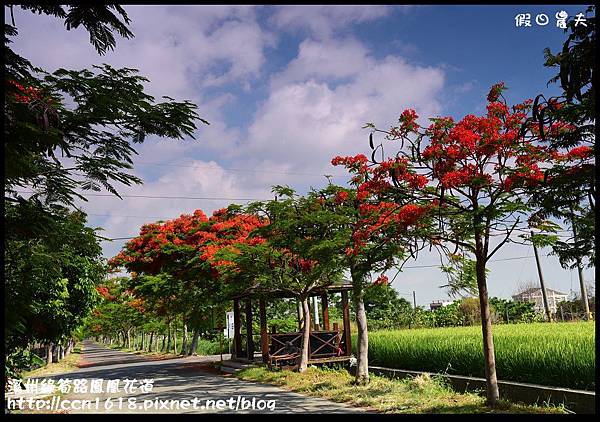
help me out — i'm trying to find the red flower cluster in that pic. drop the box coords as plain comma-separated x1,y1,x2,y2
372,158,428,189
109,207,267,278
502,163,545,191
96,286,115,301
373,274,389,286
128,298,145,313
440,164,493,189
413,86,551,193
335,190,349,204
346,202,429,256
6,79,42,104
565,146,593,160
331,154,369,173
395,109,419,135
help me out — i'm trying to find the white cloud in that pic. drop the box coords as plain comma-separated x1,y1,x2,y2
269,5,396,39
8,5,275,99
238,38,445,177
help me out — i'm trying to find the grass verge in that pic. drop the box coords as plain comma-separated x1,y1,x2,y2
235,366,568,414
21,344,83,379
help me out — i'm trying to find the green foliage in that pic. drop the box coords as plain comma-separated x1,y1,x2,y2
5,348,45,380
5,6,205,206
556,295,597,320
232,186,348,299
4,5,207,377
195,339,229,356
4,204,104,349
5,61,204,205
11,4,133,55
488,297,539,323
4,203,104,380
359,283,413,330
440,256,480,298
528,5,595,268
364,322,595,390
432,302,461,327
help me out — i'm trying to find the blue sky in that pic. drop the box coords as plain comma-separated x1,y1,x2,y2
7,5,594,307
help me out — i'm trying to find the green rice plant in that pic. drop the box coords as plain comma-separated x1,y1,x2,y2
358,321,594,390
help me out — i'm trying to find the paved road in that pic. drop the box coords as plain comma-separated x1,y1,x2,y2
15,341,364,414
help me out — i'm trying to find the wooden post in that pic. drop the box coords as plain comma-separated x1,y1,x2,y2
341,290,352,357
259,298,269,363
233,298,242,359
321,293,330,331
245,299,254,360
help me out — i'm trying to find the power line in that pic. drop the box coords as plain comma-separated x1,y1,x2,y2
16,191,270,201
401,255,536,269
135,161,348,178
88,213,179,220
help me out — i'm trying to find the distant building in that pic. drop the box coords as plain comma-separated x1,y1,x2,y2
429,300,453,311
512,287,568,314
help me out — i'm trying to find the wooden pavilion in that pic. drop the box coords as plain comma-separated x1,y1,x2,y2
230,281,354,368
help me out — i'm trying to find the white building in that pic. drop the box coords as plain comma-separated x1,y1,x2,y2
512,287,568,314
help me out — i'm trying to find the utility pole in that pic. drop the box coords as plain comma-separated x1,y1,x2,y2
413,291,417,309
570,208,593,321
531,231,553,322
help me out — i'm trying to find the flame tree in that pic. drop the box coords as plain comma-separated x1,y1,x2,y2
311,176,433,384
108,207,266,354
215,186,348,372
362,84,565,404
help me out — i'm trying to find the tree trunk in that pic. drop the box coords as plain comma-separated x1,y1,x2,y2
141,332,145,350
298,297,311,372
475,248,500,405
161,333,166,352
46,344,53,366
181,322,188,356
126,329,132,349
166,322,172,352
148,332,154,352
53,344,60,363
173,321,178,354
352,281,369,385
189,327,200,356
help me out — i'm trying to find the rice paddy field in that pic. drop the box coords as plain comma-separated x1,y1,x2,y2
361,321,595,391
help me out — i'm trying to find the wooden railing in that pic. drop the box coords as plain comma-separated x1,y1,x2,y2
269,330,348,360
